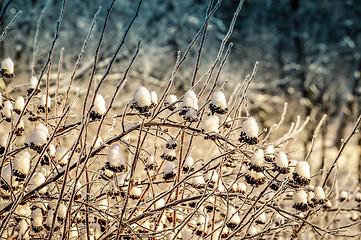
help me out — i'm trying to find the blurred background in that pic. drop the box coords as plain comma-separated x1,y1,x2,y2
0,0,360,184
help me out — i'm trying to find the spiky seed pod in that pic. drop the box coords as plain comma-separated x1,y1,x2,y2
192,172,206,189
0,57,15,78
245,169,266,187
131,86,152,113
274,152,289,174
2,100,13,122
340,190,349,201
14,96,25,114
145,155,157,170
164,94,178,110
183,107,198,122
313,186,326,205
163,161,176,181
255,212,266,224
161,148,177,162
130,186,142,199
293,161,311,187
25,124,49,153
249,149,265,172
29,172,46,194
182,156,194,173
209,91,228,114
13,151,31,181
28,76,40,96
200,115,219,139
37,94,51,113
264,145,276,162
90,94,106,120
0,134,7,154
150,91,158,107
239,117,259,145
105,144,125,173
31,208,43,232
293,190,309,212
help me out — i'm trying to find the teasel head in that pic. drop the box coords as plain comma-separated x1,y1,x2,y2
293,161,311,187
264,145,276,162
274,152,290,174
293,190,309,212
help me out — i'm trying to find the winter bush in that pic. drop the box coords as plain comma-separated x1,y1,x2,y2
0,0,360,239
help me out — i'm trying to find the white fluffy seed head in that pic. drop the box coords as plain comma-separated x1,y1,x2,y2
294,161,311,179
314,186,325,200
107,144,125,166
238,182,247,193
275,152,288,168
242,117,259,138
93,94,106,115
29,76,38,89
1,57,14,74
38,94,51,108
164,161,176,174
134,86,151,107
93,137,103,148
307,191,315,203
264,145,275,155
0,134,8,147
150,91,158,105
210,92,227,109
294,190,308,204
2,164,13,187
163,148,176,158
36,123,49,136
340,190,349,201
248,226,258,235
256,212,266,224
31,208,43,227
3,101,13,119
251,149,264,166
14,96,25,112
18,219,29,237
55,147,69,166
13,151,31,175
201,115,219,133
248,169,265,179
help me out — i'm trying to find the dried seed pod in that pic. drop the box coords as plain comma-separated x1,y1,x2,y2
274,152,289,174
249,149,265,172
179,90,198,116
182,156,194,173
164,94,178,110
14,96,25,114
161,148,177,162
90,94,106,120
131,86,152,113
145,155,157,170
29,171,47,194
2,101,13,122
163,161,176,181
209,91,228,115
55,147,69,167
0,57,15,78
130,186,142,199
165,138,177,149
200,115,219,139
264,145,276,162
245,170,266,187
37,94,51,113
293,190,309,212
293,161,311,187
105,144,125,173
239,117,259,145
28,76,40,96
13,151,31,181
25,124,49,153
31,208,43,232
